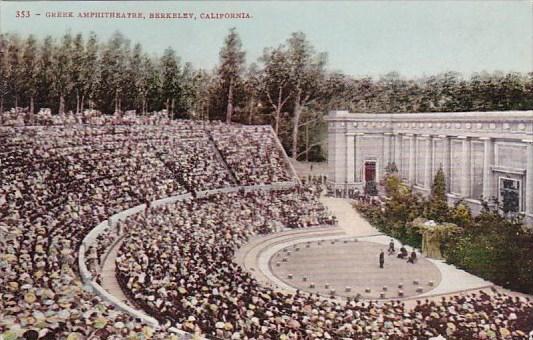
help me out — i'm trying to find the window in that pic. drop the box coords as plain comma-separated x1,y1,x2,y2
499,177,521,213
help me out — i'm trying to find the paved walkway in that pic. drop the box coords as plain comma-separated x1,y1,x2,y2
100,239,132,307
320,195,379,237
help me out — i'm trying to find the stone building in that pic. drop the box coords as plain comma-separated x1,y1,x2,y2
326,110,533,218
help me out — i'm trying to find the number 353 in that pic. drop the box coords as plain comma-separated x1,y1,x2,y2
16,10,31,18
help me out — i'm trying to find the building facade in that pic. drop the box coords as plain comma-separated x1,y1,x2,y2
326,110,533,218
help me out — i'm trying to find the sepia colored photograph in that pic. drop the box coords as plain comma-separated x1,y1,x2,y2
0,1,532,339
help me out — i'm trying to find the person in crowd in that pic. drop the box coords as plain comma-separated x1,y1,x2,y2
408,249,418,264
379,249,385,268
387,239,395,255
398,245,408,259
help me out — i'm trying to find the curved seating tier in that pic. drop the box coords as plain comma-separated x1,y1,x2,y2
0,120,299,339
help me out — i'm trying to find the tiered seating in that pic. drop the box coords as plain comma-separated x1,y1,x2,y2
115,188,532,339
211,125,293,185
1,114,531,340
0,116,300,339
115,188,336,338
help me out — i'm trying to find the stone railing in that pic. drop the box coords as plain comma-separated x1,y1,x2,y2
78,182,299,336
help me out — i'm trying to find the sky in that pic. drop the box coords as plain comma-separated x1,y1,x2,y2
0,1,531,78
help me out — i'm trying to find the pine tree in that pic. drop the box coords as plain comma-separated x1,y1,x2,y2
37,36,54,111
82,32,100,112
7,34,24,110
217,28,245,123
427,166,450,222
51,32,74,114
159,47,182,116
0,34,10,114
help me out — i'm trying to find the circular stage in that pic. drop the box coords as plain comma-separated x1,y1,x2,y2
269,239,442,299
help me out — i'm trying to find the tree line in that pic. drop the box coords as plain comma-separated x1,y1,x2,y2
1,29,532,161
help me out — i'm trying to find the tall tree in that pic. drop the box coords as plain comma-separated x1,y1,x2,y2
243,63,261,125
426,167,450,222
7,34,24,110
0,34,10,114
36,36,54,111
260,46,292,134
51,32,74,114
286,32,327,159
81,32,100,112
159,47,182,116
217,28,245,123
71,33,85,113
99,32,129,113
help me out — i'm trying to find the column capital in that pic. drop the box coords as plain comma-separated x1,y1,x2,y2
522,139,533,144
457,136,470,140
479,137,493,141
383,132,393,136
404,133,414,137
419,134,432,138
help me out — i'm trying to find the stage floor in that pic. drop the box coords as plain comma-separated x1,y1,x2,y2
270,239,442,299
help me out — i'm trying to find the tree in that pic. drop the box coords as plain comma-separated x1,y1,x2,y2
51,32,74,114
243,63,261,125
36,36,54,111
71,33,85,113
260,46,292,134
134,51,155,114
217,28,245,123
426,167,450,222
286,32,327,159
81,32,100,112
159,47,182,116
7,34,24,110
0,34,10,114
99,32,129,113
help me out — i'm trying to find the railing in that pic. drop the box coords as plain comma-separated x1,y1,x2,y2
78,183,299,336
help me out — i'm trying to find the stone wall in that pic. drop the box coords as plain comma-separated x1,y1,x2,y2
326,110,533,220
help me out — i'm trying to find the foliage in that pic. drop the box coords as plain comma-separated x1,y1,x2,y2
356,173,533,294
448,200,473,228
1,30,533,161
216,28,246,123
445,205,533,293
425,167,450,222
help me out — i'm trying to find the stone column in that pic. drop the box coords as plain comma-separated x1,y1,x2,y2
394,134,402,171
480,137,494,202
383,133,392,173
354,133,364,182
346,134,355,184
423,135,433,189
524,140,533,215
443,135,452,193
407,134,416,184
458,136,471,198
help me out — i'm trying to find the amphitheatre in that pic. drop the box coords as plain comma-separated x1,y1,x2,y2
1,110,532,340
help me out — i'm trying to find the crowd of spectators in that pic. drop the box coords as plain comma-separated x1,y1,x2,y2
0,114,298,339
114,190,533,339
212,125,294,185
115,188,336,338
1,111,532,340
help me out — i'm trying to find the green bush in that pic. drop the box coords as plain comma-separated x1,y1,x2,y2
354,172,533,295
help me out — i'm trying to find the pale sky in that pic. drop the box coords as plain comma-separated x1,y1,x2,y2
0,1,531,78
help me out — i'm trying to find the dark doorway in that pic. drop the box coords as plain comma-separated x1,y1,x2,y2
364,161,376,182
